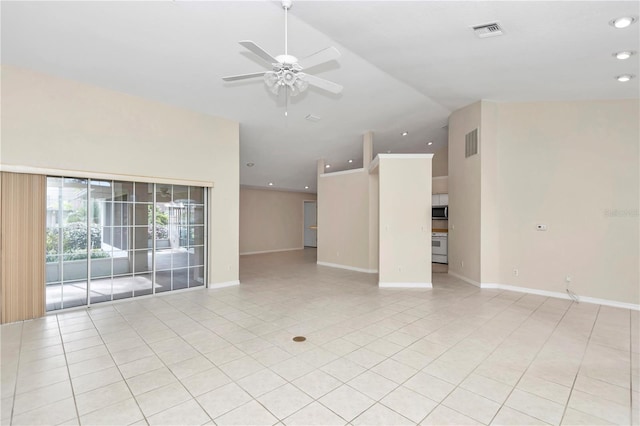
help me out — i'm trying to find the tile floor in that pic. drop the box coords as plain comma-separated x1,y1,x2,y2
1,248,638,425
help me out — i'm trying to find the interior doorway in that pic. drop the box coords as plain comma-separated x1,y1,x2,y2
303,201,317,248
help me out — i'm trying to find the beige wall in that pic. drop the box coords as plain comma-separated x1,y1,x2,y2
448,101,482,283
378,155,432,285
448,98,639,305
496,100,639,304
317,170,372,271
480,101,500,283
432,145,449,177
1,66,240,285
239,188,316,254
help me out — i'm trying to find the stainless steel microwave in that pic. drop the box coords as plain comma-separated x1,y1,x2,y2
432,206,448,219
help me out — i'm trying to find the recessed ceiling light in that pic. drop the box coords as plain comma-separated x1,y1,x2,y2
427,142,433,146
348,159,353,163
268,182,274,186
246,162,255,167
616,74,635,82
305,186,309,189
325,164,331,168
610,16,636,29
614,51,634,60
401,131,408,136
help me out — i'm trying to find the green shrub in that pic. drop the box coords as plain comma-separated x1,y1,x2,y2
46,223,102,254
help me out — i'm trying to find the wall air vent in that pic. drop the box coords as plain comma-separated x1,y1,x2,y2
465,128,478,158
472,22,504,38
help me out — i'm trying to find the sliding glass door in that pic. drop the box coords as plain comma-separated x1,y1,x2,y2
45,177,207,311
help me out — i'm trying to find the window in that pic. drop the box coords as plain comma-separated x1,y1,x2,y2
45,177,207,311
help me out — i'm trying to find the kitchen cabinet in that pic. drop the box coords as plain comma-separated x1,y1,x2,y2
432,193,448,206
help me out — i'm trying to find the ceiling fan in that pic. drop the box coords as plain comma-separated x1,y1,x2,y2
222,0,343,111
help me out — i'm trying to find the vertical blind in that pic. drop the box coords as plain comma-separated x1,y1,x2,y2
1,172,46,323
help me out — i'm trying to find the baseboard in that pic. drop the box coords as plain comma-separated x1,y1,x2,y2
208,280,240,289
447,270,481,287
482,282,640,311
379,282,432,289
316,261,378,274
240,248,302,256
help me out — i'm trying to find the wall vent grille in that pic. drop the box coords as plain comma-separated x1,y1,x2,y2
465,128,478,158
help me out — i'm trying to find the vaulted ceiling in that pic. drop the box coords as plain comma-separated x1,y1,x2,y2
2,1,638,192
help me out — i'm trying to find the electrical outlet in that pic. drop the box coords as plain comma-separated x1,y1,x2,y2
536,224,548,231
513,268,519,277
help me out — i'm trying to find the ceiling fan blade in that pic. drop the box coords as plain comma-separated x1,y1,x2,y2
298,46,341,70
300,73,343,94
222,72,267,82
239,40,279,65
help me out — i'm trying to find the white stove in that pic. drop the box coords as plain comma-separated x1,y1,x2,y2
432,232,448,264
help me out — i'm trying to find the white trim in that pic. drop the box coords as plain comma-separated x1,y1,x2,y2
482,283,640,311
379,282,432,289
377,153,435,159
369,156,379,174
240,247,302,256
0,164,214,187
319,168,365,178
317,261,378,274
447,270,481,287
208,280,240,289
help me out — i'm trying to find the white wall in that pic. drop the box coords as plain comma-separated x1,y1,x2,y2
317,170,372,271
239,188,316,254
378,154,432,286
1,66,240,285
495,99,639,305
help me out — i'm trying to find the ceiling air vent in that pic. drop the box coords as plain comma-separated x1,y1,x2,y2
465,129,478,158
472,22,503,38
305,114,321,122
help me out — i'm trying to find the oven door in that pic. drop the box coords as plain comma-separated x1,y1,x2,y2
432,236,448,263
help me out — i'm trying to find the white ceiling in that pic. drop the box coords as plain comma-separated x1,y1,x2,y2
2,1,638,192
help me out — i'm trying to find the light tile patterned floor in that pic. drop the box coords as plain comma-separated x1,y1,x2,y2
1,249,638,425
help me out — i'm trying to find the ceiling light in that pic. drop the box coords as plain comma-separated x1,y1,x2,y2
348,159,353,163
610,16,636,29
268,182,274,186
305,186,309,189
246,162,255,167
616,74,635,82
401,131,408,136
325,164,331,168
614,51,634,60
428,142,433,146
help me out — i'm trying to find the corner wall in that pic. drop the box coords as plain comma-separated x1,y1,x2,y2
448,98,639,306
239,188,316,255
1,66,240,286
448,101,482,283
